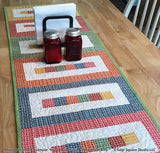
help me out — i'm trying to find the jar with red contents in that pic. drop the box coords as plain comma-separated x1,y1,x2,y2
44,30,61,63
65,28,82,61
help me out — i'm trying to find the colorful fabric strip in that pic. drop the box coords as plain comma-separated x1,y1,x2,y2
21,11,33,14
34,62,96,74
50,132,139,152
42,91,114,108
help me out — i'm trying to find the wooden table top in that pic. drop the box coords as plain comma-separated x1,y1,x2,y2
0,0,159,151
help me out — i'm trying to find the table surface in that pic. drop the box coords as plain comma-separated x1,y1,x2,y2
0,0,160,151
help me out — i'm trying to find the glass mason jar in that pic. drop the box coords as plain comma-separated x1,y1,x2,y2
65,28,82,61
44,30,61,63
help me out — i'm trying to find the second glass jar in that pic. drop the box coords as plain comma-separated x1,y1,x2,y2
65,28,82,61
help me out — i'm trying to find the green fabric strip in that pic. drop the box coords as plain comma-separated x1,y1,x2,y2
4,7,23,153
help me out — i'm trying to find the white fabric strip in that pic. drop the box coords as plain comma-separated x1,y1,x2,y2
16,22,35,33
23,56,108,81
34,121,158,153
19,40,43,54
19,35,93,54
29,83,129,118
12,8,33,18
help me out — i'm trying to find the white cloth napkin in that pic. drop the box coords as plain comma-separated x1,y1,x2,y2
33,3,76,45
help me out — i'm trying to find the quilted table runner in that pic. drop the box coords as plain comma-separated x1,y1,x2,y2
4,4,160,153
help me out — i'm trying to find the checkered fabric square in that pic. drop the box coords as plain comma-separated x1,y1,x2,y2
108,136,126,148
94,138,111,150
121,132,139,145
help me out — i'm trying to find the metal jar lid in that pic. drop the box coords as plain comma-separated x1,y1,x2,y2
66,28,81,37
44,30,59,39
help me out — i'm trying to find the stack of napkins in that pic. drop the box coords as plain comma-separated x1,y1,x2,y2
33,3,76,45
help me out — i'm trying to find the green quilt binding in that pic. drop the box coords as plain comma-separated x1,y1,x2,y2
4,7,23,153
